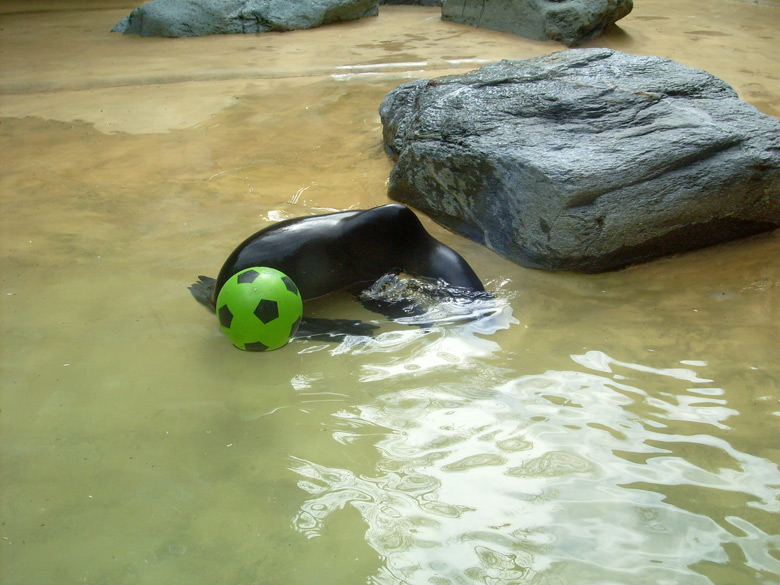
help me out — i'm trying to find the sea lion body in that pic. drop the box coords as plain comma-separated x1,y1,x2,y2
200,204,483,309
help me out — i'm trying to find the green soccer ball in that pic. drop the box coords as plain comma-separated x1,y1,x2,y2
216,267,303,351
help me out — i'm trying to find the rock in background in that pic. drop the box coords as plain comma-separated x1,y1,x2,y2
380,49,780,273
112,0,379,37
442,0,632,47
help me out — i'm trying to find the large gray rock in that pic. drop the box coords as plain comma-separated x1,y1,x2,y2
112,0,379,37
442,0,632,47
380,49,780,273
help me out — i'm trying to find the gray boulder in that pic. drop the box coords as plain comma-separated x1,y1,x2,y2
380,49,780,273
112,0,379,37
442,0,632,47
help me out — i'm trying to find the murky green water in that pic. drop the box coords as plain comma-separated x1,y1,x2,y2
1,2,779,584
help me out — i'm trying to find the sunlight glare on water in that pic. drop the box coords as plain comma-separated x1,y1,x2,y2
1,1,779,584
289,341,780,584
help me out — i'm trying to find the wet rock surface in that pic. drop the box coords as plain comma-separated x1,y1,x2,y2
112,0,379,37
441,0,632,46
380,49,780,272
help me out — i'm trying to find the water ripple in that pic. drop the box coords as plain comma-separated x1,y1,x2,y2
289,350,780,584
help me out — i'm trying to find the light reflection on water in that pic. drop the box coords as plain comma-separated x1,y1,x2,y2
289,328,780,584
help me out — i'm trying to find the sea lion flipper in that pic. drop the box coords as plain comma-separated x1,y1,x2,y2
294,317,378,341
189,275,217,312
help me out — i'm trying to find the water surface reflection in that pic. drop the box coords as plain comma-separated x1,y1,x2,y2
292,345,780,584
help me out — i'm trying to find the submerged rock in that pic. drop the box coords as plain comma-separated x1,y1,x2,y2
441,0,632,46
112,0,379,37
380,49,780,273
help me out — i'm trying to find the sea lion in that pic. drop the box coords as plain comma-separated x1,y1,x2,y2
191,204,484,304
190,204,485,337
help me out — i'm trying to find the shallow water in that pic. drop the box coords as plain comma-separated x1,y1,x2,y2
1,1,779,584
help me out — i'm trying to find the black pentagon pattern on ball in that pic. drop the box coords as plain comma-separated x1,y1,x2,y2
281,276,299,295
254,298,279,324
244,340,270,352
218,304,234,328
237,269,260,284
